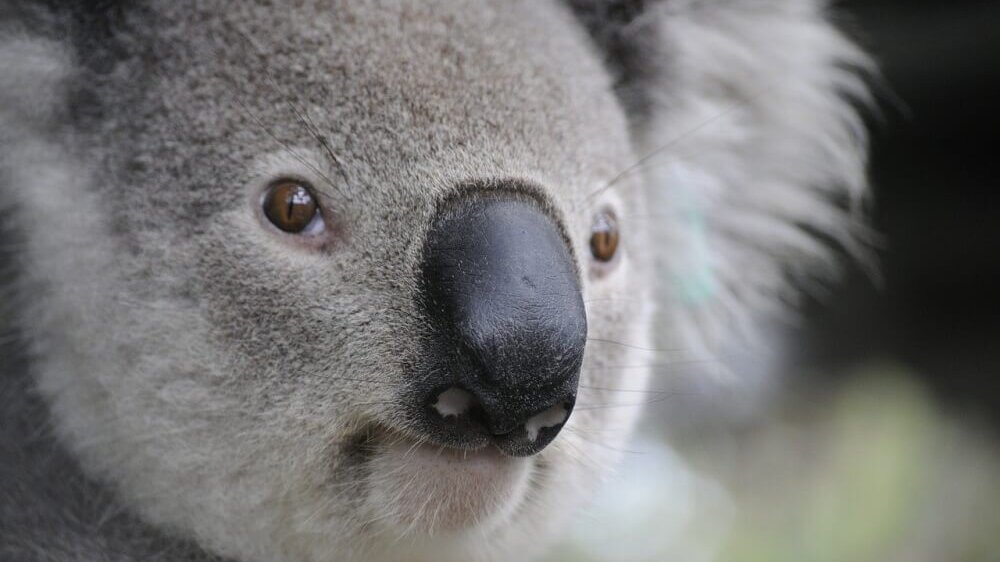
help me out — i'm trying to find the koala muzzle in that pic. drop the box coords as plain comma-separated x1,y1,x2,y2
417,193,587,457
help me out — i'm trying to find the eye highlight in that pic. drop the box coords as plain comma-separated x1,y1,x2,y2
590,210,619,263
262,180,321,234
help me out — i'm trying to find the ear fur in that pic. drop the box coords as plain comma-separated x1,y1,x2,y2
0,34,73,140
0,32,73,258
572,0,874,363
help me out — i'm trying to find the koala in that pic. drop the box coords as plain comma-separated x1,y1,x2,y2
0,1,871,561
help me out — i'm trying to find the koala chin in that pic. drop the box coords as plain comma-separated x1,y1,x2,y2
0,1,871,561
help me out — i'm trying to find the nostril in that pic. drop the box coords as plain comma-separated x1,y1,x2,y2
524,402,571,442
431,386,475,419
424,386,496,448
424,383,576,456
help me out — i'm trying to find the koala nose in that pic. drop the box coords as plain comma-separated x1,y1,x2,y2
418,194,587,457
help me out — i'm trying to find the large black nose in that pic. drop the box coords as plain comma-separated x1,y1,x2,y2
417,194,587,456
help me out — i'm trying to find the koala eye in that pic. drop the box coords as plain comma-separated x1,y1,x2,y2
590,210,619,263
262,180,323,234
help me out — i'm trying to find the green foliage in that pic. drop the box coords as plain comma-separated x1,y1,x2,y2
547,365,1000,562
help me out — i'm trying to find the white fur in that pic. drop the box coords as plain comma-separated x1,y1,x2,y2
643,1,873,366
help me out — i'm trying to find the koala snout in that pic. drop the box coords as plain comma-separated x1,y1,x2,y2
416,193,587,457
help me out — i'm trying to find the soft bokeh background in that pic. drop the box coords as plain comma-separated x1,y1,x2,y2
547,2,1000,561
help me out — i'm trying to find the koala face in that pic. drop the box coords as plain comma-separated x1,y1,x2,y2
6,2,653,561
1,1,869,561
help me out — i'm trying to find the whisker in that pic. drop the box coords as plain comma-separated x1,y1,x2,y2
227,28,352,201
583,297,646,305
580,86,773,205
586,337,683,353
582,358,724,373
231,96,344,195
312,376,398,386
272,85,352,198
574,391,697,411
561,426,644,455
578,384,681,395
350,401,399,408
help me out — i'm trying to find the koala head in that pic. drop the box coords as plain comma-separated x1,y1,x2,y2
0,1,870,561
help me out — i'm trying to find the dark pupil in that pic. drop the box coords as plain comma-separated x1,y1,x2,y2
265,183,316,233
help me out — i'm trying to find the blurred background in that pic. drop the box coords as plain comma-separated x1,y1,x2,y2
548,2,1000,561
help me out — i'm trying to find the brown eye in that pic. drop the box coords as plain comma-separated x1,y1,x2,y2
262,181,320,233
590,210,619,263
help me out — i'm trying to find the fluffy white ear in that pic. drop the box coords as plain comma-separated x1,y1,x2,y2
614,1,874,363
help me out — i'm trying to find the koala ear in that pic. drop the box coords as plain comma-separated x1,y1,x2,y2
572,0,874,358
0,36,73,136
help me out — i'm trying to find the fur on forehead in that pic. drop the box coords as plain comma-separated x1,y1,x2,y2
33,2,637,231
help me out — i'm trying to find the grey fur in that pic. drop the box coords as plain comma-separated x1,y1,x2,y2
0,2,871,561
